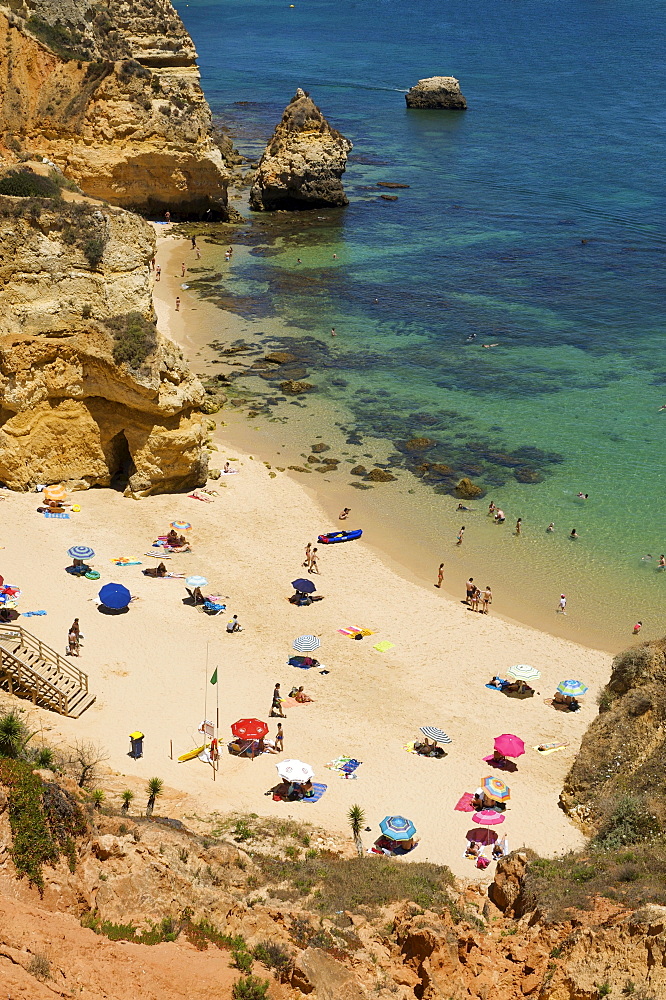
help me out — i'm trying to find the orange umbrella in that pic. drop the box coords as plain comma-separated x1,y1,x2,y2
43,484,67,503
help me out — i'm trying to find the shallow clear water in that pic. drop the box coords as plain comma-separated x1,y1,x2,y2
174,0,666,648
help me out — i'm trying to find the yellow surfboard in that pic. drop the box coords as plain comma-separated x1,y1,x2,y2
178,743,206,762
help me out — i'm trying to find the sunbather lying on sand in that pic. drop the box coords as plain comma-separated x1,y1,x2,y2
552,692,579,711
143,562,167,578
465,841,481,858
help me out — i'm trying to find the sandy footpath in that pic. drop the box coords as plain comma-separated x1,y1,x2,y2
0,232,612,880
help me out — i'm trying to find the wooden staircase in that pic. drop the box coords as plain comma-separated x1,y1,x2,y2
0,624,95,718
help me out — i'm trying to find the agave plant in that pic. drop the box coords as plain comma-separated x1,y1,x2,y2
146,777,163,816
0,711,32,759
348,803,366,858
121,789,134,812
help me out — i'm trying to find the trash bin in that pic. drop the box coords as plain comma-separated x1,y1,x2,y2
129,731,144,759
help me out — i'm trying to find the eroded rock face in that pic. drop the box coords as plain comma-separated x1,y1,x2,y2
405,76,467,110
0,196,207,494
250,88,352,211
0,0,232,218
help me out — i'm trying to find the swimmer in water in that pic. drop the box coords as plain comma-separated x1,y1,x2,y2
466,333,477,342
456,503,471,511
658,555,666,570
659,404,666,411
641,554,653,562
570,528,579,539
576,493,589,499
482,343,499,349
547,522,555,532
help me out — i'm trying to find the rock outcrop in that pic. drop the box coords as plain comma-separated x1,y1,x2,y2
0,0,233,217
0,191,207,494
405,76,467,110
250,88,352,211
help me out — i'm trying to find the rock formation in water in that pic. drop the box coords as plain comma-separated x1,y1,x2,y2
0,0,234,218
0,183,207,494
250,88,352,211
405,76,467,109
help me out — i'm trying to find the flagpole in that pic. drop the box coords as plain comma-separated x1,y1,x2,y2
204,642,209,727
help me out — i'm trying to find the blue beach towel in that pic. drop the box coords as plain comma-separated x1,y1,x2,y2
22,610,47,617
44,512,69,519
301,782,327,803
485,679,508,692
340,759,361,776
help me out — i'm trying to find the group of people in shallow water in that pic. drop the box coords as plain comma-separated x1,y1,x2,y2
465,577,492,613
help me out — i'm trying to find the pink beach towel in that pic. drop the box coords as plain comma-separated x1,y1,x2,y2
455,792,475,812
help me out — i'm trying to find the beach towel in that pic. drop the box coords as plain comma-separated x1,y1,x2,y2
188,493,213,502
22,610,47,617
403,741,417,754
301,782,327,803
532,742,570,755
485,679,508,692
339,759,361,777
111,559,142,566
325,755,361,776
455,792,475,812
373,640,394,653
44,512,69,519
337,626,376,637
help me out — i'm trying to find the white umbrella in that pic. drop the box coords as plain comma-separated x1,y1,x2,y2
277,759,314,782
507,664,541,682
293,635,321,653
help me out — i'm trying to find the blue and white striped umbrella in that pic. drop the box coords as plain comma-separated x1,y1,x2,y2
379,815,417,841
67,546,95,560
293,634,321,653
420,726,452,744
557,679,588,697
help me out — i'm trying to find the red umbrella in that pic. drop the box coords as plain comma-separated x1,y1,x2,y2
494,734,525,758
231,718,269,740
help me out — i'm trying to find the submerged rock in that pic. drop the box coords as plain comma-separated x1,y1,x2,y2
364,468,397,482
454,477,485,499
350,465,368,476
279,380,313,395
514,466,545,484
250,88,352,211
405,76,467,110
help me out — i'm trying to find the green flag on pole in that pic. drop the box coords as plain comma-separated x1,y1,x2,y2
210,668,218,685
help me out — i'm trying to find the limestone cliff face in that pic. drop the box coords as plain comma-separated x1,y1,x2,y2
0,193,207,494
0,0,232,217
250,88,352,211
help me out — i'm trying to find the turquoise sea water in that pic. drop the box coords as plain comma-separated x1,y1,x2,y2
174,0,666,649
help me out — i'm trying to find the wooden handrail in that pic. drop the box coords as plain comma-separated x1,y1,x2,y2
0,624,87,692
0,646,68,715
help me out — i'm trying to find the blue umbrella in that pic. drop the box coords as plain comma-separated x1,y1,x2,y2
379,815,417,841
98,583,131,609
557,679,588,697
68,546,95,560
291,578,316,594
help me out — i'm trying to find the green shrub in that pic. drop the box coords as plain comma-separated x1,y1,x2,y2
0,760,58,891
0,170,61,200
0,711,32,758
232,976,270,1000
106,312,158,369
231,948,253,973
82,236,105,268
594,796,661,850
252,941,292,976
34,747,55,770
26,16,91,61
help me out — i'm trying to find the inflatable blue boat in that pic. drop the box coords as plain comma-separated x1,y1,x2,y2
318,529,363,544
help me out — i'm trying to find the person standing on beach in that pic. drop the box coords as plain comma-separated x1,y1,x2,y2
557,594,567,615
488,501,496,516
270,683,286,718
196,246,201,260
436,563,444,588
308,547,320,574
275,723,284,752
457,526,465,546
303,542,311,567
191,236,197,249
181,262,186,277
70,618,82,646
465,577,475,604
470,586,480,612
164,210,171,223
155,265,161,281
175,296,180,312
515,518,522,535
633,621,643,634
482,586,492,614
67,629,79,656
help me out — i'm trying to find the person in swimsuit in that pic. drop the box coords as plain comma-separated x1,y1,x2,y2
633,621,643,634
456,526,465,545
515,518,522,535
570,528,579,539
488,501,496,516
547,522,555,532
557,594,567,614
482,586,492,614
339,508,351,520
470,587,481,612
270,683,286,718
436,563,444,588
465,578,475,605
658,555,666,570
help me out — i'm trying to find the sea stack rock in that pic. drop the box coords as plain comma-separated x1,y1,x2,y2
405,77,467,110
250,89,352,211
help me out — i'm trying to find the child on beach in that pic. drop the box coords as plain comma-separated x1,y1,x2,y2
270,683,286,718
456,526,465,545
275,723,284,752
557,594,567,615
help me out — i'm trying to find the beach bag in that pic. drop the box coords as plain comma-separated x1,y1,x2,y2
476,855,490,870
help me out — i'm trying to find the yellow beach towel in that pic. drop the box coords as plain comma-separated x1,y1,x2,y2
373,640,395,653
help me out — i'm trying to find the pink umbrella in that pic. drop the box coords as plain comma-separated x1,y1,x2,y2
494,734,525,758
473,809,505,826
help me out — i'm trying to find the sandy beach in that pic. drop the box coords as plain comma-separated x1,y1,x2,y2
0,235,613,877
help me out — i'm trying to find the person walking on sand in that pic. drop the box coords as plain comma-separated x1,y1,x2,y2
456,525,465,545
275,722,284,752
181,262,186,277
308,547,320,574
191,236,197,249
435,563,444,588
67,629,79,657
482,585,492,614
270,683,286,719
175,296,180,312
196,246,201,259
557,594,567,615
515,518,522,536
70,618,82,646
155,265,161,281
465,577,475,605
303,542,311,567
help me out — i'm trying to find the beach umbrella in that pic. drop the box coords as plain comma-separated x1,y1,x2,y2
419,726,452,744
277,759,314,782
67,545,95,561
482,775,511,802
293,634,320,653
98,582,131,610
43,484,67,503
507,664,541,682
494,734,525,758
291,578,316,594
473,810,505,826
186,576,208,588
466,827,498,846
379,815,417,841
231,718,269,740
557,679,588,697
171,521,192,531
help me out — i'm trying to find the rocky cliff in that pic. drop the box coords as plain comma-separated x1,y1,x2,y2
0,0,233,217
0,184,207,493
250,88,352,211
405,76,467,110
